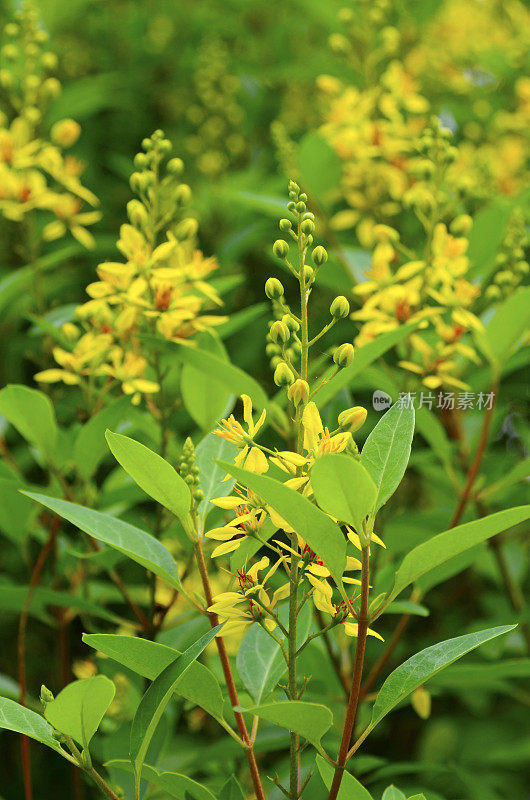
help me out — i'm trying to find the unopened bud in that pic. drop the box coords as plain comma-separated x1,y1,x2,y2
333,343,355,367
338,406,367,432
412,686,431,720
175,183,192,204
288,379,310,407
270,320,290,344
274,362,295,387
449,214,473,236
168,157,184,175
301,218,314,235
312,246,328,266
273,239,289,259
265,278,284,300
279,218,292,232
330,296,350,319
40,685,54,706
282,314,299,332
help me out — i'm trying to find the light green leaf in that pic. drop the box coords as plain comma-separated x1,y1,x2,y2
485,287,530,364
82,633,224,721
220,775,246,800
313,323,420,407
311,454,377,533
107,760,216,800
381,506,530,610
361,402,415,512
243,701,332,746
129,625,221,779
181,333,233,430
316,755,374,799
23,493,182,591
0,698,64,754
298,131,342,202
382,787,407,800
0,586,123,625
479,458,530,501
0,385,57,460
467,198,513,280
105,431,192,531
44,676,115,749
217,461,346,583
236,603,312,704
73,396,138,480
366,626,515,736
195,432,237,523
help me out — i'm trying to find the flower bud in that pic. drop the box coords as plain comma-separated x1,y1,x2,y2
301,218,314,235
282,314,300,332
265,277,284,300
273,239,289,259
330,295,350,319
40,685,54,705
288,180,300,194
175,183,192,204
168,157,184,175
288,379,310,407
279,218,292,232
295,201,306,213
303,265,314,284
127,199,148,227
312,245,328,266
270,320,290,344
449,214,473,236
175,217,199,239
338,406,367,432
41,51,58,71
333,343,355,367
274,362,295,387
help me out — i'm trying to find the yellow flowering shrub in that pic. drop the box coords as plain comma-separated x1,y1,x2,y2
35,130,226,406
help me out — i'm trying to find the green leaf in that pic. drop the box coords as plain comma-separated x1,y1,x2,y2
0,586,123,625
23,493,182,591
106,760,217,800
311,454,377,533
0,385,57,460
181,333,233,430
382,787,407,800
105,431,192,531
313,323,420,407
361,402,415,512
236,603,312,704
219,775,246,800
316,755,374,799
382,506,530,609
73,396,138,480
479,458,530,500
195,432,237,524
298,131,342,202
243,701,332,746
44,676,115,749
485,287,530,364
468,198,513,280
217,461,346,583
366,626,515,736
82,633,224,721
0,697,64,754
129,625,221,779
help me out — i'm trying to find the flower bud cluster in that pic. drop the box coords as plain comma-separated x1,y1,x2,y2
178,437,204,504
485,207,529,303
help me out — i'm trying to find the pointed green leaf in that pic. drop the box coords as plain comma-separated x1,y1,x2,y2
0,698,64,754
107,760,216,800
366,626,516,736
311,454,377,533
361,402,415,512
0,385,57,460
217,461,346,583
74,395,138,480
105,431,192,530
23,493,182,591
485,287,530,363
313,322,420,407
129,625,221,778
220,775,246,800
316,755,374,799
44,675,115,749
195,432,237,523
382,787,407,800
82,633,224,721
243,701,332,746
382,506,530,609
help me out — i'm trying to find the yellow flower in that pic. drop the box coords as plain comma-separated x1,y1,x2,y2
215,395,268,474
206,489,267,558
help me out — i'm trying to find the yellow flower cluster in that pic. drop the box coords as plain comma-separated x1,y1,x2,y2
206,395,382,640
36,131,226,405
0,7,100,248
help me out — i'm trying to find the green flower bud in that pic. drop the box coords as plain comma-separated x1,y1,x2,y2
295,201,306,213
303,265,314,284
265,343,281,357
333,343,355,367
301,218,315,235
338,406,367,432
287,201,296,212
274,362,295,387
282,314,300,332
270,320,290,344
141,137,152,151
134,153,148,170
4,23,19,37
312,245,328,266
175,183,192,204
168,157,184,175
288,180,300,194
279,218,292,232
273,239,289,260
449,214,473,236
127,199,148,227
40,685,54,706
330,296,350,319
288,379,310,407
41,51,58,71
265,277,284,300
175,217,199,239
